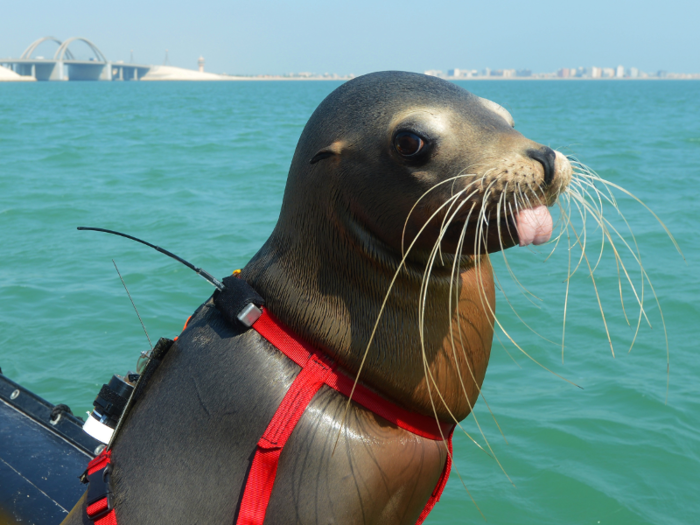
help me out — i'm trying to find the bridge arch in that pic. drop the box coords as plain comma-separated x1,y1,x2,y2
20,37,74,60
54,38,107,62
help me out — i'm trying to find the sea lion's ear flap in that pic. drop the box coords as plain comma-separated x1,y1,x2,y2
477,96,515,128
310,141,344,164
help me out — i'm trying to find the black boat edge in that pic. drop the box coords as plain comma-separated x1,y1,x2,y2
0,372,101,524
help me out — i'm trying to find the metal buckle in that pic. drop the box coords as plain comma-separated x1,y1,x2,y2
86,464,113,520
237,303,263,327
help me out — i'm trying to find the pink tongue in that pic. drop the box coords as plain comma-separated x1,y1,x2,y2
515,205,553,247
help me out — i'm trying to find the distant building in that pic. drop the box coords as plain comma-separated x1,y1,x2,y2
591,67,602,78
629,67,639,78
616,65,624,78
448,69,478,78
453,69,477,78
516,69,532,77
602,67,615,78
482,67,491,77
424,70,443,77
491,68,517,78
198,56,205,73
557,68,570,78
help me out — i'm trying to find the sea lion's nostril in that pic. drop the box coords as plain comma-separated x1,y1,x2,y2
527,147,556,186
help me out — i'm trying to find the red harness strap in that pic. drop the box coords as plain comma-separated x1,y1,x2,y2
236,309,455,525
85,449,117,525
84,310,454,525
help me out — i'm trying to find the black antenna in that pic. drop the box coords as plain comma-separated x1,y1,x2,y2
78,227,225,291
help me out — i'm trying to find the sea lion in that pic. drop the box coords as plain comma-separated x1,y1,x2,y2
63,71,571,524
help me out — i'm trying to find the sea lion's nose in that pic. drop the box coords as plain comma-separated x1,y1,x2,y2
527,146,556,186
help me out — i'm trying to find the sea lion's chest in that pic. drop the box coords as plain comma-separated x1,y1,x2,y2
106,301,448,524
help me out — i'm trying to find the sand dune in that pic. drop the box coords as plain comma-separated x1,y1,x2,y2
141,65,230,81
0,65,36,82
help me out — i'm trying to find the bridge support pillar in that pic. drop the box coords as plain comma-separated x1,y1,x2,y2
48,61,65,81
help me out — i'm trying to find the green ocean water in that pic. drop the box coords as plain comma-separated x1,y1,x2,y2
1,79,698,524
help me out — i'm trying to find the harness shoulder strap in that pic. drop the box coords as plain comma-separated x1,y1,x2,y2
84,450,117,524
235,310,454,525
236,354,332,524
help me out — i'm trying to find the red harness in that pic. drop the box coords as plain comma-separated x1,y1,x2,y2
86,309,455,525
85,450,116,524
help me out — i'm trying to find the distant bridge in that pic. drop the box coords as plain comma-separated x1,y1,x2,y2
0,37,151,81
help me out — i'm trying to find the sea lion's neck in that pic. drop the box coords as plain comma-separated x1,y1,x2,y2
242,217,495,421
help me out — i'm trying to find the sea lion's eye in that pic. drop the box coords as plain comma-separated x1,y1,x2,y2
394,131,425,157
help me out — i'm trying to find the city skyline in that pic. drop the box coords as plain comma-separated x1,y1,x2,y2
2,35,698,81
429,65,700,80
3,42,699,79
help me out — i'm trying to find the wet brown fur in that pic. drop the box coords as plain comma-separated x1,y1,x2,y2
243,71,571,421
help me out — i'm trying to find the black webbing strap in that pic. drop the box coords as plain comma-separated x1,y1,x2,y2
213,275,265,329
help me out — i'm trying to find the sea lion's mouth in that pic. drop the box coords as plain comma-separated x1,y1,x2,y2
514,205,553,246
439,204,554,254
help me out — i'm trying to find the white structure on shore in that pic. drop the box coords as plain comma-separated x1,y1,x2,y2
142,65,227,81
0,64,35,81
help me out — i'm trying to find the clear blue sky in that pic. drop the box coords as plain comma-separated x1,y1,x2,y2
1,0,698,75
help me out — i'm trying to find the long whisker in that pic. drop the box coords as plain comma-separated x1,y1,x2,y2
334,183,480,450
574,170,683,258
400,171,485,257
450,185,510,442
502,200,543,305
569,162,674,399
558,201,572,363
410,185,513,488
568,191,652,328
493,190,560,347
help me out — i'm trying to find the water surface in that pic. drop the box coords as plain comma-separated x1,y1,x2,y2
1,79,697,524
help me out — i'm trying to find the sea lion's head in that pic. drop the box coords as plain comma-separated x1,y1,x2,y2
244,71,572,419
280,71,571,263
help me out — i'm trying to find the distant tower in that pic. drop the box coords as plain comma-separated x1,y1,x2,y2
163,49,170,66
198,56,205,73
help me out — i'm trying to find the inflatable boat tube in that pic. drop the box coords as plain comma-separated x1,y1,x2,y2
0,372,101,524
